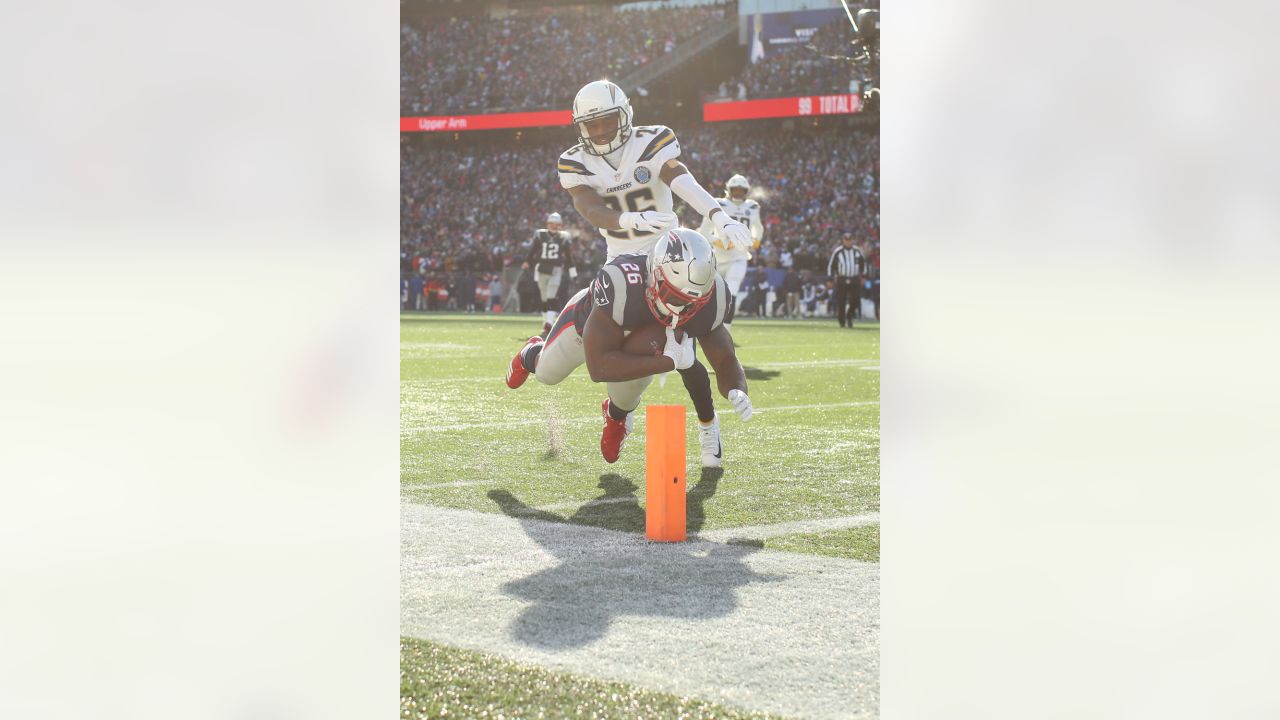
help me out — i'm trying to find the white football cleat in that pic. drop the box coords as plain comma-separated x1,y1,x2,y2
699,413,723,468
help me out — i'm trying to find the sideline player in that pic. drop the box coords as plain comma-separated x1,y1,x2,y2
698,174,763,333
506,229,753,466
551,79,753,463
522,212,577,336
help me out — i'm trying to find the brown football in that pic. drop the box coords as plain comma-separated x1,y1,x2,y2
621,323,684,356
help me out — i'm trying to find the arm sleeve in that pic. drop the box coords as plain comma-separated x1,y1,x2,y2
750,205,764,244
669,172,721,219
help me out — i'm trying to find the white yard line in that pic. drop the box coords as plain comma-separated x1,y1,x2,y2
404,479,499,489
401,503,879,720
404,359,879,383
418,400,878,431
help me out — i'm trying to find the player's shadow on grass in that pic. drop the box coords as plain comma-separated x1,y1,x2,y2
742,366,782,382
487,467,781,650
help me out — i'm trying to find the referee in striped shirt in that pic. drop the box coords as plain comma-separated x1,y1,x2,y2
827,233,867,327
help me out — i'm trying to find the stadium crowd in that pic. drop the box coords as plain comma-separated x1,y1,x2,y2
705,11,878,101
400,120,878,318
401,3,731,116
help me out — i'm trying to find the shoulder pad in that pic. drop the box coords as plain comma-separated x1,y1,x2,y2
557,149,591,176
638,126,678,163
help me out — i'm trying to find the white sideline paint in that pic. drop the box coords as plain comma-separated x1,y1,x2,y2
401,503,879,720
696,513,880,542
406,358,879,383
405,479,498,489
421,400,879,432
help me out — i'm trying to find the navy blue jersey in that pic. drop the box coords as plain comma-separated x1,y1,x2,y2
526,229,573,273
572,253,734,337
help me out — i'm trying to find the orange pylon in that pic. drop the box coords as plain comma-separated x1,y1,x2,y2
645,405,686,542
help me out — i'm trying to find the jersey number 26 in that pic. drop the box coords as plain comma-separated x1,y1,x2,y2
603,188,656,241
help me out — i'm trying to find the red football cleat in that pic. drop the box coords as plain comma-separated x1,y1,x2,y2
600,398,634,463
505,336,543,389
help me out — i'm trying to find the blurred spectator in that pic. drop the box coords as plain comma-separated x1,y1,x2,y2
718,10,878,102
488,276,504,312
410,273,425,310
402,4,729,115
401,121,878,308
782,268,801,318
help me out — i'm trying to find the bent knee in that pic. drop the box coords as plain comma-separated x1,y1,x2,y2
535,368,567,385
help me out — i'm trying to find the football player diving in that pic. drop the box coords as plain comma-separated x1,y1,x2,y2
518,79,752,465
506,228,753,466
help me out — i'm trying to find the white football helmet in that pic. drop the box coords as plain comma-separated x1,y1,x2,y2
572,80,633,156
645,228,718,327
726,174,750,200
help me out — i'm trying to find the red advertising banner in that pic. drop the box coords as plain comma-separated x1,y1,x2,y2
400,109,573,133
702,94,862,123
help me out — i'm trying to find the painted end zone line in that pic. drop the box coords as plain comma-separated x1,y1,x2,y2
420,400,879,432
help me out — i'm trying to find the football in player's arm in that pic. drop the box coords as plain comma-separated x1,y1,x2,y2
582,307,751,418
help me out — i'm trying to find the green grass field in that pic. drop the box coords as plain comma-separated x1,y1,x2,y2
401,311,879,718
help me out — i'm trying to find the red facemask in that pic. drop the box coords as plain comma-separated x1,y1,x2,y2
644,265,713,327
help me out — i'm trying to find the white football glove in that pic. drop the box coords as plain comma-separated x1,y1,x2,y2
713,212,752,252
661,327,686,371
619,210,678,234
676,334,695,370
568,266,578,280
728,389,753,421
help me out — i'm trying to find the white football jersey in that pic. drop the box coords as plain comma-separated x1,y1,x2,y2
698,197,764,264
557,125,682,258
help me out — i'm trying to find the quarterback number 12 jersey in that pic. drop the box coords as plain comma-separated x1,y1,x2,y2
526,229,573,272
557,125,682,258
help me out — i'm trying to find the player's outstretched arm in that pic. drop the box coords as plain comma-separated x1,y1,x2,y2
699,325,747,399
661,160,750,248
583,306,676,383
568,185,624,230
567,185,675,234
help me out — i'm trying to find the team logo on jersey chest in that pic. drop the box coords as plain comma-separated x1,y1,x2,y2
633,166,651,184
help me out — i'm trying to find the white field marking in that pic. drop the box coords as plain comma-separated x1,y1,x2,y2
401,503,878,720
695,512,880,542
409,358,877,383
752,400,879,413
418,400,879,431
400,342,482,351
404,479,499,489
741,358,878,368
860,365,880,371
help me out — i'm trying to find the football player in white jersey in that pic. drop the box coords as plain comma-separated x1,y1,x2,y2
551,80,754,466
698,174,764,333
